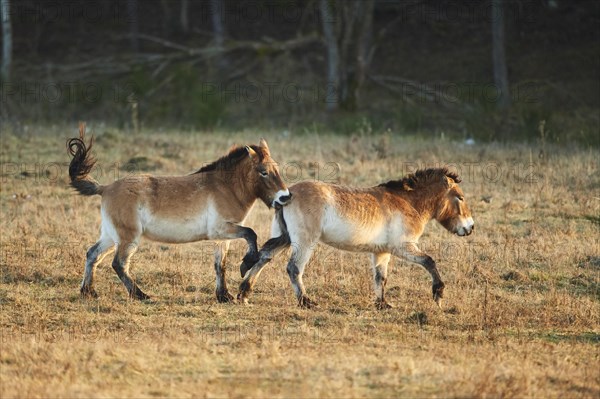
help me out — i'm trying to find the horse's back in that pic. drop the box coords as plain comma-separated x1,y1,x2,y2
102,174,213,215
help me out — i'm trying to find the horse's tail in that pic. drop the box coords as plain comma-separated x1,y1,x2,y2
67,123,104,196
270,206,292,249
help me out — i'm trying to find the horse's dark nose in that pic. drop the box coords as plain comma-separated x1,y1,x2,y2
272,190,292,208
279,193,292,203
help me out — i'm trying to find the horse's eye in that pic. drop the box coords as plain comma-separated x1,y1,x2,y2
259,170,268,177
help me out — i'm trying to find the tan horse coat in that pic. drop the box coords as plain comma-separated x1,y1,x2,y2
68,124,291,302
239,168,474,309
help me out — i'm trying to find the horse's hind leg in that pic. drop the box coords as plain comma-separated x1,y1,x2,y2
370,252,392,309
111,242,150,300
214,241,234,303
399,243,445,308
287,244,317,308
81,236,115,298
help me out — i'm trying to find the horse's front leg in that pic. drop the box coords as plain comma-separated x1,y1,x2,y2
235,226,259,277
214,241,234,303
238,234,290,304
370,252,392,310
397,242,445,308
213,223,259,296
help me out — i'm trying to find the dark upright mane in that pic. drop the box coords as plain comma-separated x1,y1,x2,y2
193,145,265,174
379,167,461,191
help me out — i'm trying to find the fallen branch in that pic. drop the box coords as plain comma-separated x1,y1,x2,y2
17,33,320,80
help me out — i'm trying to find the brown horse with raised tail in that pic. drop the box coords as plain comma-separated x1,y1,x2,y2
67,123,291,302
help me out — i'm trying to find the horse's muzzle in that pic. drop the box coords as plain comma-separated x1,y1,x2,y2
272,189,292,208
456,217,475,236
278,194,292,204
457,224,474,236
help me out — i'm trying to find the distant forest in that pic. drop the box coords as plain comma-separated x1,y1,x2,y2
1,0,598,144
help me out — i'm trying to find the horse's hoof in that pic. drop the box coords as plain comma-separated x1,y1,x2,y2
298,296,317,309
131,288,151,301
237,293,250,305
80,286,98,299
432,282,445,298
375,300,393,310
216,291,235,303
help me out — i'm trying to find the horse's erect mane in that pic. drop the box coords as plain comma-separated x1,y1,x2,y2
193,145,265,174
379,167,461,191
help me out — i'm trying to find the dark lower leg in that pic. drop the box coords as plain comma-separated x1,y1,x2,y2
112,254,149,300
238,257,270,303
423,257,444,304
215,264,233,303
401,244,445,306
287,261,315,308
374,267,391,309
238,235,289,301
81,242,100,297
81,241,113,298
240,228,258,277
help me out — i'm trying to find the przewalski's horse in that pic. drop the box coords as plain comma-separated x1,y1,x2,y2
67,123,291,302
238,168,474,309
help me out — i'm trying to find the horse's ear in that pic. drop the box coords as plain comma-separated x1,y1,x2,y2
245,145,258,161
259,138,270,152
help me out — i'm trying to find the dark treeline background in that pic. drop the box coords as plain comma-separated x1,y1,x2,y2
1,0,598,144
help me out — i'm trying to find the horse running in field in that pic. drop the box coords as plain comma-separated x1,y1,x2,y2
238,168,474,309
67,123,291,302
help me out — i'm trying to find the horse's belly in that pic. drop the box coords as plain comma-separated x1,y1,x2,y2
138,204,210,243
320,214,388,251
142,217,209,243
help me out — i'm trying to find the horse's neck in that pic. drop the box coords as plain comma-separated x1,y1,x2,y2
405,186,445,221
201,165,256,208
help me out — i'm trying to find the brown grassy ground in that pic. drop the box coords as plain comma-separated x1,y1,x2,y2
0,127,598,398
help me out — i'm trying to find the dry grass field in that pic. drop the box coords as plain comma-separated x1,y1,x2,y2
0,127,598,398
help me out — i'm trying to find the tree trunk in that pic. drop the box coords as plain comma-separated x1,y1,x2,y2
337,1,359,110
210,0,227,68
1,0,12,81
491,0,510,109
127,0,139,52
160,0,175,37
354,0,374,109
319,0,375,112
180,0,189,33
319,0,340,111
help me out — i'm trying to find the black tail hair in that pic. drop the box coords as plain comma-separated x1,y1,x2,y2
268,207,292,249
67,122,103,196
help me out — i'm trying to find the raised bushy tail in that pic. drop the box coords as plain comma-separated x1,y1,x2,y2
67,122,104,196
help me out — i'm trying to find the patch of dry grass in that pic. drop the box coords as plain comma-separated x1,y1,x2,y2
1,126,599,397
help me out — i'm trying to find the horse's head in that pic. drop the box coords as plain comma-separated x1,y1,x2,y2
247,138,291,209
435,173,474,237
